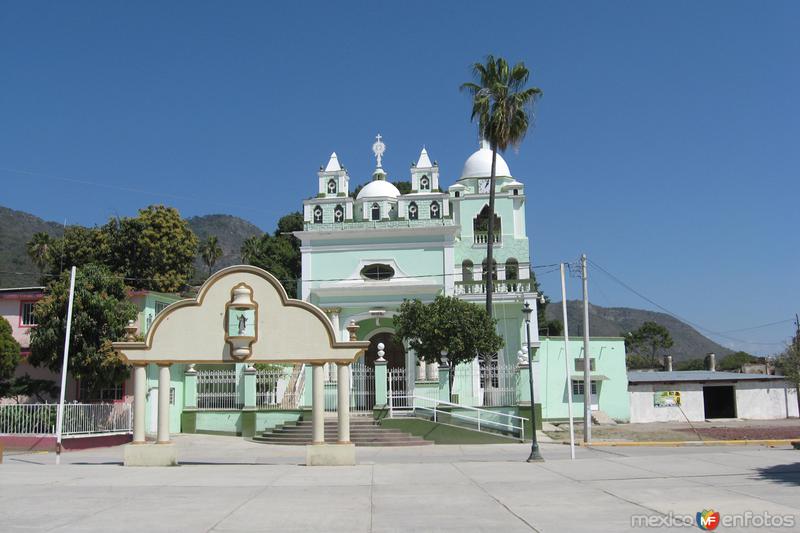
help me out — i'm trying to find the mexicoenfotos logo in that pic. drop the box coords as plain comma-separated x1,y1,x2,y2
696,509,720,531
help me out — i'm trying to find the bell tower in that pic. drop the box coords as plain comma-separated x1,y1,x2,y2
318,152,349,198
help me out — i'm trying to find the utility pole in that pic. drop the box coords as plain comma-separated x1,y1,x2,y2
55,266,77,465
560,263,576,459
581,254,591,443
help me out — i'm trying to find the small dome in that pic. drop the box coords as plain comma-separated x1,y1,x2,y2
460,145,511,179
356,180,401,200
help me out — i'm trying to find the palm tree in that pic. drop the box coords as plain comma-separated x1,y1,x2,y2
461,55,542,316
199,236,223,277
26,232,53,274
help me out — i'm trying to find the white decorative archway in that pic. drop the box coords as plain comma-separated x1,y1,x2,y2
114,265,369,466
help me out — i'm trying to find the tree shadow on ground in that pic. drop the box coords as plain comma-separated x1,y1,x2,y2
756,462,800,486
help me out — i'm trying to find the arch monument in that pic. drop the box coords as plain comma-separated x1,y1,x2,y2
113,265,369,466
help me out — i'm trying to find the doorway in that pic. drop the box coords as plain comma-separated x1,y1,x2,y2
703,385,736,419
363,332,405,370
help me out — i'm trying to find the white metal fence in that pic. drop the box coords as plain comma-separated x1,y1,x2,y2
0,403,132,435
256,366,302,409
451,363,518,407
388,367,413,409
197,369,241,410
323,365,376,414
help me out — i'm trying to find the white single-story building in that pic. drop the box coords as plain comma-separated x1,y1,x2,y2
628,371,799,423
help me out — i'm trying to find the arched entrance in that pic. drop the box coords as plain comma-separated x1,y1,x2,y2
363,332,405,370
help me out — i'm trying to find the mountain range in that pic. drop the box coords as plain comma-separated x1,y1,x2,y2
544,300,732,361
1,205,733,360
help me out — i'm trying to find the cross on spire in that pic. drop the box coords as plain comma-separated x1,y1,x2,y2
372,133,386,168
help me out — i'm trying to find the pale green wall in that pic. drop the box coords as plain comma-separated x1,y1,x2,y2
144,362,186,434
537,337,630,422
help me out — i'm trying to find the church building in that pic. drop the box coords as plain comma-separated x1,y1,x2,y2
295,135,539,399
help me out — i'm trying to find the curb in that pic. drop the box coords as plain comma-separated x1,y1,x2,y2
564,439,800,447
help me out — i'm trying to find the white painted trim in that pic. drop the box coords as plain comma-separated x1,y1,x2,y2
299,240,456,253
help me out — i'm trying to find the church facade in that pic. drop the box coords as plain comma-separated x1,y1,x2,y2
295,135,540,394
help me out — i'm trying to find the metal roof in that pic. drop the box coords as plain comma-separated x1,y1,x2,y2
628,370,786,384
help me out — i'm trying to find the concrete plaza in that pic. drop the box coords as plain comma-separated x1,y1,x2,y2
1,435,799,532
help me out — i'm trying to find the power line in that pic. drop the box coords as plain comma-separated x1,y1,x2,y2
0,262,563,286
586,258,790,347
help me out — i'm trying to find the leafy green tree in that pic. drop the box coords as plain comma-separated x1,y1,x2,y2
242,211,303,297
28,264,137,395
199,235,223,277
0,317,21,387
675,358,706,371
461,55,542,317
105,205,198,292
393,296,504,393
44,226,108,275
718,351,758,371
26,232,54,274
623,321,674,368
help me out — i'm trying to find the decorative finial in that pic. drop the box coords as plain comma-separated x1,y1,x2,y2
376,342,386,362
372,133,386,168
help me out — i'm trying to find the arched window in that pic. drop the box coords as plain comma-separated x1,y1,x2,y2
327,179,337,194
454,191,460,198
334,205,344,222
371,203,381,221
313,206,323,223
505,258,519,292
505,258,519,280
462,260,474,283
473,204,501,244
420,176,430,191
481,258,497,282
430,201,440,219
408,202,418,220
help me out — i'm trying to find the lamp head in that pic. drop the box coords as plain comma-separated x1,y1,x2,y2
522,302,533,320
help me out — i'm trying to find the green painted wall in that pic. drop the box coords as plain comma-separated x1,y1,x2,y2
380,417,521,444
537,337,630,422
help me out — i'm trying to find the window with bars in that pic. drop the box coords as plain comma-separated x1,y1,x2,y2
20,302,36,326
79,381,124,402
572,380,598,396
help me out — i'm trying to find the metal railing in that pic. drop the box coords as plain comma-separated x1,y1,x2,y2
0,403,132,435
305,218,454,232
388,394,525,441
197,369,241,410
323,365,375,413
473,231,501,244
256,367,301,409
454,279,532,296
450,364,519,407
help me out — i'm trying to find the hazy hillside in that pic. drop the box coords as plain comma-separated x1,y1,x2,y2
545,301,733,361
187,214,264,278
0,206,63,287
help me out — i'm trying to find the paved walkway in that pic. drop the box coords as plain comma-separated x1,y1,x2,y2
2,435,799,532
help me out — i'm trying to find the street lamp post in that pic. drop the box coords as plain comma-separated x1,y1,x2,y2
522,302,544,462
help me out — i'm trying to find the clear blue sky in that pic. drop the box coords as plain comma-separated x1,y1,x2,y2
1,1,798,354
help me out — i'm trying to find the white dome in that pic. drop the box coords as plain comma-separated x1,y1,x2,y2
460,147,511,179
356,179,401,200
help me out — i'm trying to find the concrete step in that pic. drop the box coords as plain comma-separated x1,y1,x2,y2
255,419,433,447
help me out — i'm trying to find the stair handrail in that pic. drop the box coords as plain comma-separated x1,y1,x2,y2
389,394,525,441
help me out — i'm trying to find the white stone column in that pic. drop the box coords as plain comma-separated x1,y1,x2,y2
132,364,147,444
337,363,350,443
157,364,171,444
312,363,325,444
